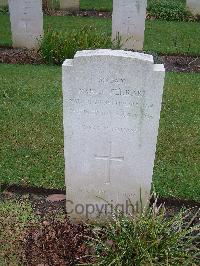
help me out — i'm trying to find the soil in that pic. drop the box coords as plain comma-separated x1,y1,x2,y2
161,55,200,73
0,46,43,65
23,217,94,265
43,10,199,23
47,9,112,18
2,184,200,209
1,186,200,265
0,46,200,73
1,190,94,265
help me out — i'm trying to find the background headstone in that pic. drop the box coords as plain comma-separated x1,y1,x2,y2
62,49,165,221
187,0,200,15
60,0,79,11
0,0,7,7
112,0,147,50
9,0,43,49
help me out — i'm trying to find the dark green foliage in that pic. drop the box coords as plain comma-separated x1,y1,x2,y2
92,203,200,265
0,6,8,15
40,27,115,65
148,0,192,21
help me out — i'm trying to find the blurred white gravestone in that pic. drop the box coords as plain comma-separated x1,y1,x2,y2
0,0,8,6
187,0,200,15
112,0,147,50
60,0,79,11
62,49,165,221
8,0,43,49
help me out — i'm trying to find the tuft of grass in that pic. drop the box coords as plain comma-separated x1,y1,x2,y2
0,199,38,265
92,202,200,265
40,27,115,65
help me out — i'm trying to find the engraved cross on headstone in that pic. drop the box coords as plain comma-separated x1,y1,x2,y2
94,141,124,184
21,17,29,32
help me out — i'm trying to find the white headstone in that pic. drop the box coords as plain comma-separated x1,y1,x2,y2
112,0,147,50
8,0,43,49
0,0,8,6
187,0,200,15
63,49,165,221
60,0,79,11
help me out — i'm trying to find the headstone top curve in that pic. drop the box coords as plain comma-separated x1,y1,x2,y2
73,49,154,63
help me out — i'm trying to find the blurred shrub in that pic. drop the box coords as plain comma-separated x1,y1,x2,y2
40,27,115,65
0,6,8,14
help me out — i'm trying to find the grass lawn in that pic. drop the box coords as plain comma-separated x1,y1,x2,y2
0,14,11,46
81,0,113,11
154,73,200,201
0,64,64,189
0,64,199,201
0,15,200,55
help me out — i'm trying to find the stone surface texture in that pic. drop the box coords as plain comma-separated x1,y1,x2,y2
187,0,200,15
62,49,165,221
112,0,147,50
8,0,43,49
60,0,79,11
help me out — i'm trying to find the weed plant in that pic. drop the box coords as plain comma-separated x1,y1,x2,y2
91,200,199,265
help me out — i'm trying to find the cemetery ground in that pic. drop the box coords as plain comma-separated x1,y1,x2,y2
29,0,190,13
1,65,200,264
0,15,200,55
1,190,199,264
0,3,200,265
1,63,199,201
